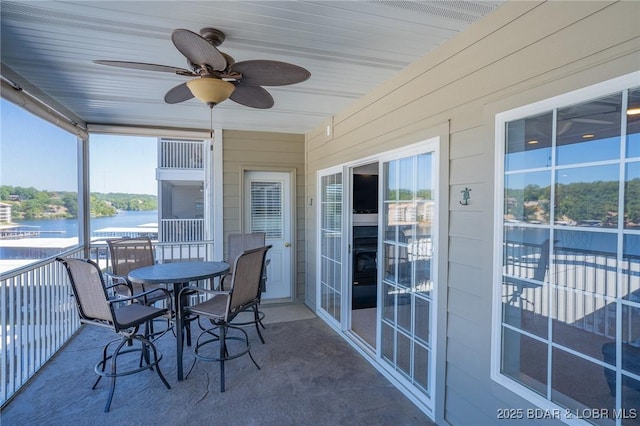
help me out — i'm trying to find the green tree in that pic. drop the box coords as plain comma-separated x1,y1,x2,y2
21,199,45,219
0,186,10,200
62,193,78,217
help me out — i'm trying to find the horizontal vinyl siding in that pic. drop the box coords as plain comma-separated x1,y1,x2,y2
327,2,617,140
222,129,306,301
305,1,640,424
447,262,483,298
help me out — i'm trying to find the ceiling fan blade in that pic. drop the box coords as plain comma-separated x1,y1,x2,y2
164,82,194,104
231,60,310,86
230,84,274,109
93,60,195,76
171,29,226,71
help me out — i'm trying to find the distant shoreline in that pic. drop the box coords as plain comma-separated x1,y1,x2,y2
6,210,159,238
11,208,156,222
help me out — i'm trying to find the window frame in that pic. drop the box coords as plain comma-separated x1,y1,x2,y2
491,72,640,420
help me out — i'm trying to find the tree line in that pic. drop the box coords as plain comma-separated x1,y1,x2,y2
0,186,157,221
505,178,640,225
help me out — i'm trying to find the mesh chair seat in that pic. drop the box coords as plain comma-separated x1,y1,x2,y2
187,295,228,319
114,304,170,329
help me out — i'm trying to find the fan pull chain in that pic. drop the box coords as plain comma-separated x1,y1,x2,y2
210,107,213,140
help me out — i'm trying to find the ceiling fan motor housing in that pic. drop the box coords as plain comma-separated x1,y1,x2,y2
199,27,226,46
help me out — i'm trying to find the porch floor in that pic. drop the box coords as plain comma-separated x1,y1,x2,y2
1,303,434,425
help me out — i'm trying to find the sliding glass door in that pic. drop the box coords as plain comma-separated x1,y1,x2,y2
316,140,438,412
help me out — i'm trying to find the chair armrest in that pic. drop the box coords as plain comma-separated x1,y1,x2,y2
110,287,172,310
503,275,544,289
178,285,229,299
220,273,232,291
103,272,133,296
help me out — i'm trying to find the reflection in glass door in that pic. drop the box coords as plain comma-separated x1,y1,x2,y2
381,153,435,398
319,171,343,323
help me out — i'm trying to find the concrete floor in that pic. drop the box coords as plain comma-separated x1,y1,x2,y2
1,303,435,426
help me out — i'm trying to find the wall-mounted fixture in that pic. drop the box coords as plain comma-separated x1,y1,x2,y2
460,187,472,206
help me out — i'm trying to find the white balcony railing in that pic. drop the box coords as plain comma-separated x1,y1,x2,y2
159,139,204,170
503,241,640,342
1,249,83,409
161,218,205,242
0,239,214,408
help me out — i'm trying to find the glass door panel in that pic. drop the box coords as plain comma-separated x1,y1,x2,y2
319,172,343,323
381,152,435,397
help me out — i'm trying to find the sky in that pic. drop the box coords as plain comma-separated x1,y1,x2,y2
1,99,158,195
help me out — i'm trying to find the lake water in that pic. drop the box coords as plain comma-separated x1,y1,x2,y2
15,210,158,238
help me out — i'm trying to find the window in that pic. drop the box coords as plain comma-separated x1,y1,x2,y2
89,134,158,241
0,99,79,273
495,76,640,423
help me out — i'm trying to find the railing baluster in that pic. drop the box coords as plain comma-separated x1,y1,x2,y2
9,276,15,402
29,268,35,378
1,274,6,403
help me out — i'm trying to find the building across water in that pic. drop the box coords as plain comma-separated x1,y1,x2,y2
91,223,158,240
0,237,79,273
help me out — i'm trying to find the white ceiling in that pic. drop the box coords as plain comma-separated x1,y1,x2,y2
1,1,504,135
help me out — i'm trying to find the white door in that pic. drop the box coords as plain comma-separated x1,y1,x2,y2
244,171,293,300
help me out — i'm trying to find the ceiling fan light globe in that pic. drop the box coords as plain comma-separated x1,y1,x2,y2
186,78,235,106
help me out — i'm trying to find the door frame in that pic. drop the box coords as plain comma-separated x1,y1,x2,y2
240,165,296,303
346,160,379,328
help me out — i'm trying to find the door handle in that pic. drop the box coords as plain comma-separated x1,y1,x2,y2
284,242,291,247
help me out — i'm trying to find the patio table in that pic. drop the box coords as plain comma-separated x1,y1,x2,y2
128,260,230,381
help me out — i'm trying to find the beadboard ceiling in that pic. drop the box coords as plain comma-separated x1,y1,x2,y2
1,1,504,134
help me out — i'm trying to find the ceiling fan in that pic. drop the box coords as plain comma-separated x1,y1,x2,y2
95,27,311,109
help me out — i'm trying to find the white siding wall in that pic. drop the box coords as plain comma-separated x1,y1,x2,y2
305,1,640,424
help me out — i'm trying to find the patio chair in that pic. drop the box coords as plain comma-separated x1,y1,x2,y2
107,237,172,340
56,257,172,412
220,232,269,343
503,238,552,307
107,237,164,304
180,245,271,392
